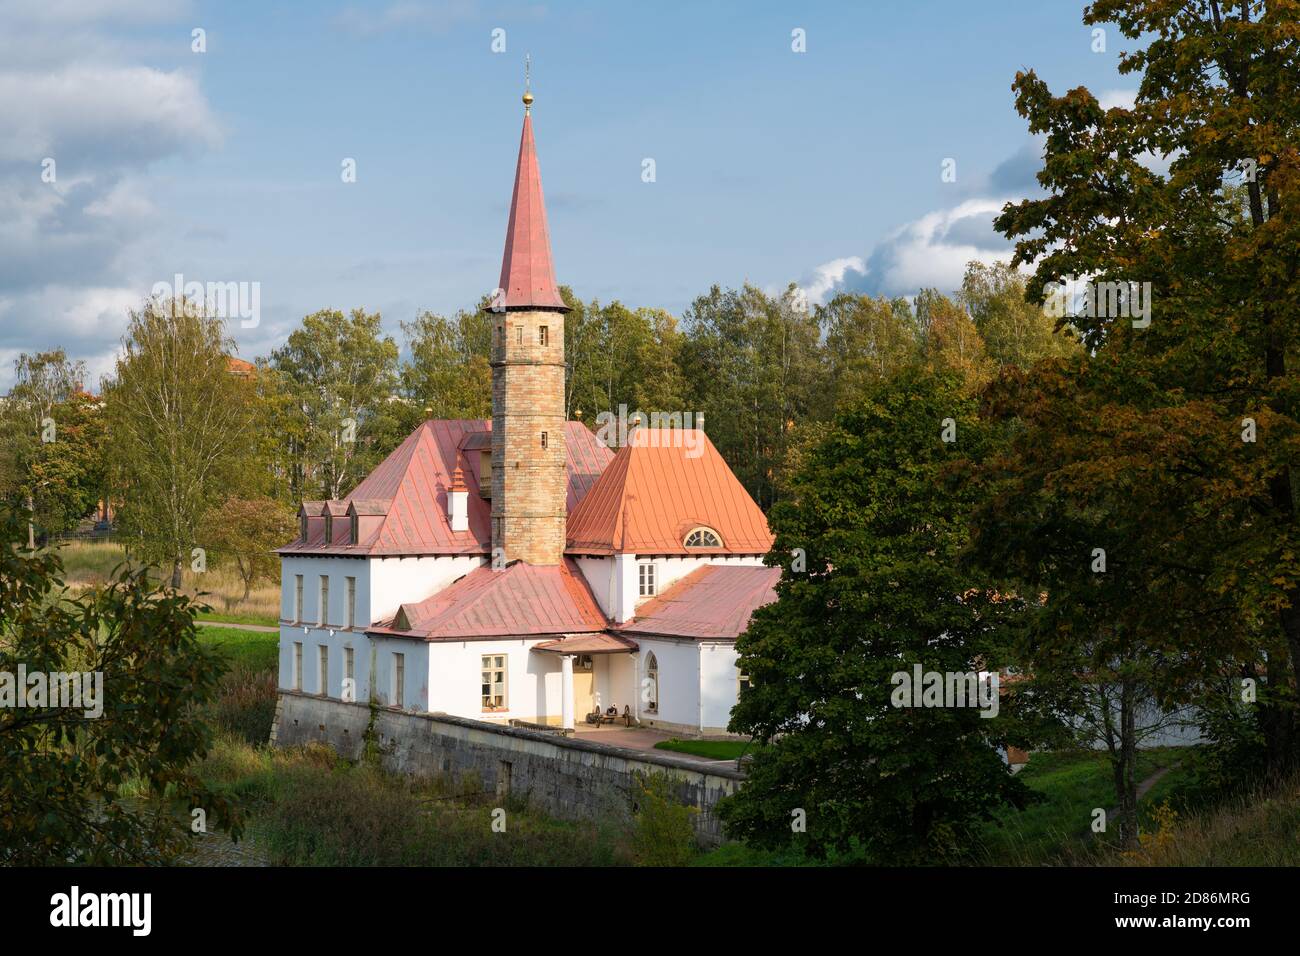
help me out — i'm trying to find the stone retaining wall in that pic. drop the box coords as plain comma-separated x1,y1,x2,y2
273,692,744,845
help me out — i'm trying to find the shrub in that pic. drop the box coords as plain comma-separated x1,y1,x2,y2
630,773,699,866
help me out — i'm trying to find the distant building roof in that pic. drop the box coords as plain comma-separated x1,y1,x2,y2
617,565,780,640
280,419,612,557
565,429,774,556
369,559,607,640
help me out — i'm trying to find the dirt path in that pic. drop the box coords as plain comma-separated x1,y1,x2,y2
198,621,279,633
1100,762,1182,833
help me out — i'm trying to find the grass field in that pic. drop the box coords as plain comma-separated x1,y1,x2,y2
198,625,279,671
56,539,280,626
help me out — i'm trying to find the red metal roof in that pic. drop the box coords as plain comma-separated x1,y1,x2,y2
617,565,780,640
280,419,612,557
370,559,608,640
532,633,639,654
565,429,774,555
497,112,566,310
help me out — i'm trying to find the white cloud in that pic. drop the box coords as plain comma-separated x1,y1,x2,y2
0,65,220,163
797,256,866,305
0,2,219,392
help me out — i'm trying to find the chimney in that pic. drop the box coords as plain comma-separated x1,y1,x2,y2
448,464,469,533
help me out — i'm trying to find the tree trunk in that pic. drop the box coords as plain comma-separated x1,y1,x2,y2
1110,680,1140,850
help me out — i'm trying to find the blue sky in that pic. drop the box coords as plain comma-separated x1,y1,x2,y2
0,0,1135,389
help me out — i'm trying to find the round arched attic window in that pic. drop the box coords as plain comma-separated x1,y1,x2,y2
683,526,723,548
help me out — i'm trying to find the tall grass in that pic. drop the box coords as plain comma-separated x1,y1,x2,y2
1106,774,1300,866
196,735,634,866
55,540,280,625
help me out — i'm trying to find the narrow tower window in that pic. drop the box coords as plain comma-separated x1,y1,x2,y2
538,325,548,346
516,326,523,345
540,431,548,449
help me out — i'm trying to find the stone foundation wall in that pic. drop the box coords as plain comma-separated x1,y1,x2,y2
273,691,744,845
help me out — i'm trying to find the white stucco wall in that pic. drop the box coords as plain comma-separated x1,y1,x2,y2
699,642,742,731
368,555,485,623
370,637,430,710
426,638,565,723
635,638,701,731
278,553,484,698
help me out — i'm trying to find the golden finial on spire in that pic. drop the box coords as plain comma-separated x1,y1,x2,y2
523,54,533,112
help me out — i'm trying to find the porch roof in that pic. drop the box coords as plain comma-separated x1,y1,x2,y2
532,633,639,655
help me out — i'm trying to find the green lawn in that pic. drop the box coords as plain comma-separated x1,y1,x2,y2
975,747,1193,864
198,624,279,671
653,738,753,760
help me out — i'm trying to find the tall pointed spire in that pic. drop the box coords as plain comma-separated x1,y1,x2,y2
496,71,567,311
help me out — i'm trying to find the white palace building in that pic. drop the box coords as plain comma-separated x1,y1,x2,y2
275,90,778,736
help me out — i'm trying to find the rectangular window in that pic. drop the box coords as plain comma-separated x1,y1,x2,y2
345,576,357,628
540,431,548,449
538,325,548,346
738,670,752,697
638,562,656,597
345,646,355,690
393,652,405,708
294,574,304,622
293,642,303,691
516,326,523,345
349,513,358,544
319,645,329,696
482,654,507,711
318,575,330,627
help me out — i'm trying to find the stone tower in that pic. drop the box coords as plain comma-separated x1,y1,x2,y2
488,86,569,565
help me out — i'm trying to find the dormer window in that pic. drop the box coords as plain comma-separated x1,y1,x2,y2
300,513,308,541
324,513,333,542
349,512,358,544
683,527,722,548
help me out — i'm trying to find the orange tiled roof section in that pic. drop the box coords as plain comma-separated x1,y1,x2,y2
279,419,612,556
369,559,607,640
565,428,774,555
617,565,781,640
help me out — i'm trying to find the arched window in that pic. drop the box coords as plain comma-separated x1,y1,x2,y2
683,526,722,548
645,652,659,714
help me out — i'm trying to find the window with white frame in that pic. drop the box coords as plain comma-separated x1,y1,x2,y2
393,652,405,708
738,669,753,697
318,645,329,696
638,561,657,597
294,574,304,622
293,642,303,691
482,654,507,711
345,576,357,628
683,526,722,548
645,652,659,714
318,575,330,627
344,647,355,701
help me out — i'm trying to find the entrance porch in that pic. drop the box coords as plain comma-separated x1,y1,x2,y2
531,633,639,731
